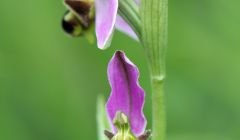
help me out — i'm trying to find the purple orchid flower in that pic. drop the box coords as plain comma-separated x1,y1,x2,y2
95,0,139,49
104,51,151,140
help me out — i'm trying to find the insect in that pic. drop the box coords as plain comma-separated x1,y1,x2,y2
62,0,94,37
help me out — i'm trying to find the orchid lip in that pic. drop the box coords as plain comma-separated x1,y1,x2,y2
106,51,147,136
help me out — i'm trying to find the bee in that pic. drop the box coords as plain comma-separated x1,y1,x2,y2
62,0,94,37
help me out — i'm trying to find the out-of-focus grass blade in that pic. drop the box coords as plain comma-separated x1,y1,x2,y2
97,95,110,140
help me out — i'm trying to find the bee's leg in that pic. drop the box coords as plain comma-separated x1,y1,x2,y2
104,130,114,140
138,130,151,140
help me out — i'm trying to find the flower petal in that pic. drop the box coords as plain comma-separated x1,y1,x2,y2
95,0,118,49
115,0,140,40
106,51,146,136
115,15,138,40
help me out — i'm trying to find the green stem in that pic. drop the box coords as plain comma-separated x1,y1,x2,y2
150,76,166,140
140,0,168,140
118,0,141,39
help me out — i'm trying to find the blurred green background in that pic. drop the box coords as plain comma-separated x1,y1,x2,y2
0,0,240,140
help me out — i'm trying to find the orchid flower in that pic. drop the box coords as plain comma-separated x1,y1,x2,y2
104,51,151,140
62,0,139,49
62,1,168,140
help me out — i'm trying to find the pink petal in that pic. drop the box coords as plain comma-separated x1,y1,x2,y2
95,0,118,49
115,15,138,40
115,0,140,40
106,51,146,136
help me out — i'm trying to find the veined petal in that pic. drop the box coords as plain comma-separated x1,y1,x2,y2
115,15,138,41
106,51,146,136
95,0,118,49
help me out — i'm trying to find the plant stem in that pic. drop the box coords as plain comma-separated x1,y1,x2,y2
150,76,166,140
140,0,168,140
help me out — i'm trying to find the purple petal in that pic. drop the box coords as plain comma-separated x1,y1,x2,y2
106,51,146,136
115,0,140,40
95,0,118,49
115,15,138,40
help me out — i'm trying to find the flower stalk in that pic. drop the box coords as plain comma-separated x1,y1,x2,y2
140,0,168,140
